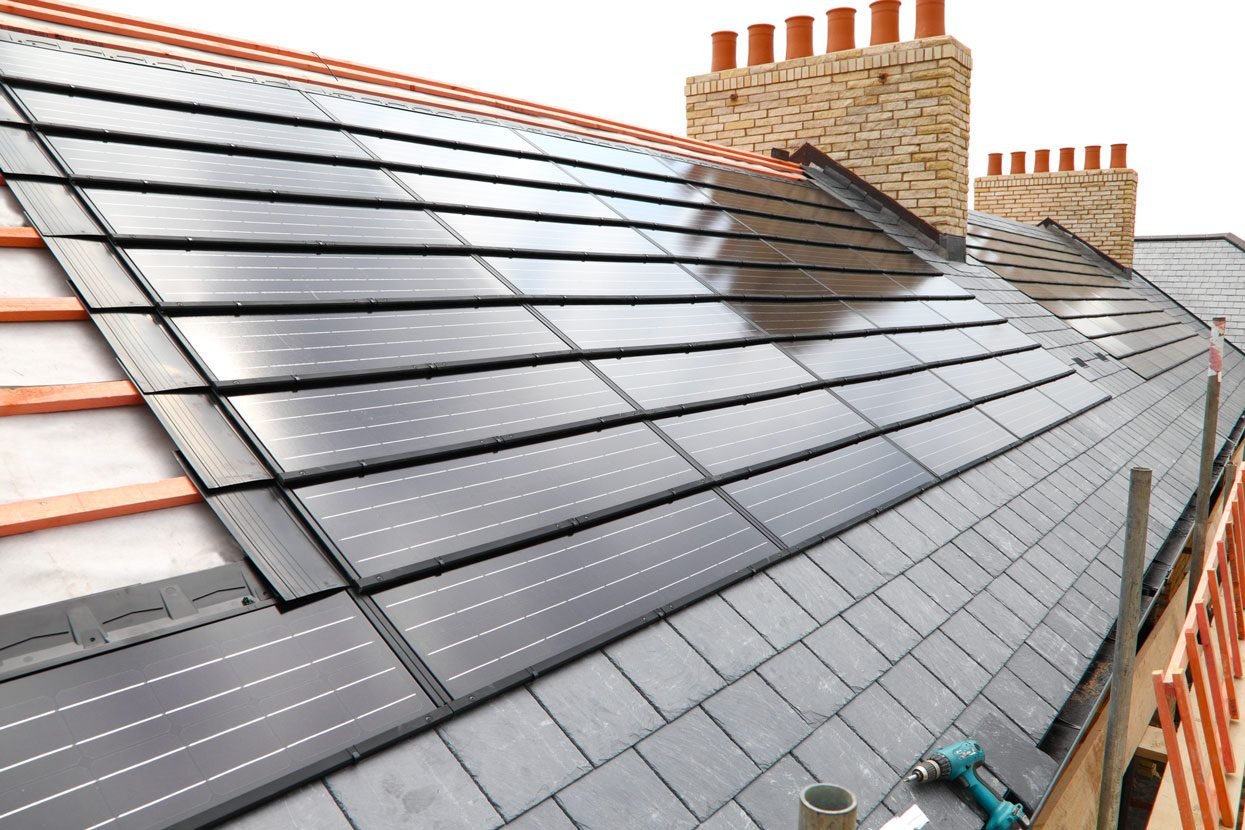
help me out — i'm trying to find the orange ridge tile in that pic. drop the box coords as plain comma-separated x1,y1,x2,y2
0,476,202,537
0,380,141,415
0,296,86,321
0,226,44,248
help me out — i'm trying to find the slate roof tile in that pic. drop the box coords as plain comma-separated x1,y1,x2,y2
530,652,665,767
555,750,698,830
637,707,761,821
950,529,1011,577
669,596,776,682
606,621,725,720
439,688,591,820
735,756,816,830
931,544,993,594
905,557,972,610
804,617,891,692
219,784,350,830
838,522,914,579
983,669,1058,743
703,673,813,770
807,537,886,598
876,574,949,635
326,730,502,830
941,609,1013,673
722,574,818,650
879,654,963,737
699,802,762,830
840,683,935,773
504,800,576,830
1007,644,1077,709
793,718,898,815
757,643,854,725
911,630,993,703
764,553,853,624
843,595,922,661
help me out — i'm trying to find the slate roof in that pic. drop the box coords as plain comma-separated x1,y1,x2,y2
1135,234,1245,341
0,10,1243,830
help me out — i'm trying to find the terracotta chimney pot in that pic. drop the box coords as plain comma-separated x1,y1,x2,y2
826,7,857,51
870,0,901,45
711,31,738,72
1058,147,1075,171
747,23,776,66
915,0,945,38
786,16,815,59
1084,145,1101,170
1110,143,1128,169
1009,151,1025,175
987,153,1002,176
1033,149,1050,173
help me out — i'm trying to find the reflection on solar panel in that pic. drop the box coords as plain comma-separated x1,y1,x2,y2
968,215,1203,377
0,594,429,830
0,34,1116,828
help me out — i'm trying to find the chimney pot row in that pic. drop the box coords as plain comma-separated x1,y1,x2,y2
709,0,948,70
990,144,1130,175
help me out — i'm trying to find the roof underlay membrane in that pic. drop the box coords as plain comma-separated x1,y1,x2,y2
0,12,1242,830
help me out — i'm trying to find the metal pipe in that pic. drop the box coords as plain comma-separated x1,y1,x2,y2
1188,317,1228,609
799,783,857,829
1095,466,1151,830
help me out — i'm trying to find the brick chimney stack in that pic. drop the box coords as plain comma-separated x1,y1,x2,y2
685,1,972,245
974,143,1138,268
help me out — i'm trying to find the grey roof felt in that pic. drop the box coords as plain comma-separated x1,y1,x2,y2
1135,235,1245,340
213,187,1245,830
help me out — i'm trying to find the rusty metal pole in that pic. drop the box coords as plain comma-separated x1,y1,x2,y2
1096,467,1152,830
1187,317,1228,610
798,784,857,830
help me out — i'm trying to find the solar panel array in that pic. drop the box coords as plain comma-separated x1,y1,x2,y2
967,215,1205,378
0,36,1111,827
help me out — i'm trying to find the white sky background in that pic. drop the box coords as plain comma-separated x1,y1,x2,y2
84,0,1243,235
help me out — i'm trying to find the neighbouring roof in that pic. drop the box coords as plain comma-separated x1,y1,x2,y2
0,7,1242,830
1135,234,1245,341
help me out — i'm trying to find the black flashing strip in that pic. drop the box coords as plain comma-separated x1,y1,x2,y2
311,365,1072,590
1038,217,1132,277
42,236,151,309
274,343,1049,487
193,318,1012,395
91,312,207,392
144,392,270,489
0,561,272,684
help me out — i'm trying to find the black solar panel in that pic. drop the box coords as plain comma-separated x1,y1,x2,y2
593,345,814,408
311,94,531,153
398,171,616,218
889,407,1016,475
689,265,833,296
436,212,660,254
487,258,709,296
296,424,701,580
836,370,969,427
785,336,921,380
0,593,430,830
729,300,873,336
377,492,776,696
540,303,757,349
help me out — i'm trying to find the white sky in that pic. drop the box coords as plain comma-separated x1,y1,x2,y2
74,0,1245,235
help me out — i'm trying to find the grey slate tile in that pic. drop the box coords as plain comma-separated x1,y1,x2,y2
327,730,502,830
793,717,898,815
704,673,812,769
839,522,913,578
951,529,1010,576
987,573,1049,627
870,509,938,560
940,609,1013,673
669,596,775,682
637,707,761,820
894,496,959,546
879,655,962,738
1006,558,1063,606
905,557,972,610
970,711,1059,809
859,804,897,830
219,783,350,830
757,642,853,725
606,621,724,719
876,575,948,635
699,802,760,830
983,669,1058,743
440,688,590,820
735,756,815,830
965,591,1031,650
973,516,1027,561
1007,644,1076,709
992,504,1045,547
931,544,991,593
722,573,817,649
885,782,983,830
1028,622,1090,682
556,750,697,830
843,595,921,661
807,537,886,598
764,553,852,624
504,800,575,830
530,652,664,766
911,630,991,703
805,617,890,692
840,683,935,773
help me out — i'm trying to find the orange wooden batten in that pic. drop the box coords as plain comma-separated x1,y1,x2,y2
0,226,44,247
0,380,140,415
0,0,805,179
0,476,202,537
0,296,86,321
1152,466,1245,829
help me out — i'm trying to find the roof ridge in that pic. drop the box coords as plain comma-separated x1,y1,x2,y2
0,0,804,179
1136,233,1245,254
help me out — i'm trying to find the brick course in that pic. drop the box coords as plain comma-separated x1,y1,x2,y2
973,169,1138,268
685,35,971,239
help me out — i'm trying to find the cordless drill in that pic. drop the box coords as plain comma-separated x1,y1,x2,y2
906,740,1030,830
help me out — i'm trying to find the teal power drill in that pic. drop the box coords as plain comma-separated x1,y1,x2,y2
905,740,1030,830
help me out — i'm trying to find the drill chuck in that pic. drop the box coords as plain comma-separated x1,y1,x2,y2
906,754,951,783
